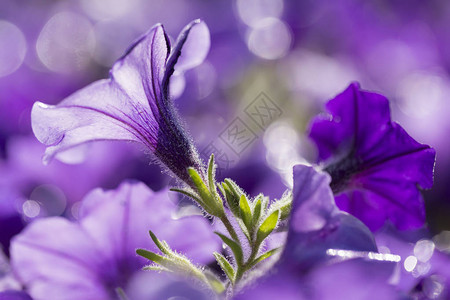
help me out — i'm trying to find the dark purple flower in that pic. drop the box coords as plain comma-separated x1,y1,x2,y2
10,181,220,300
308,83,436,230
31,20,210,185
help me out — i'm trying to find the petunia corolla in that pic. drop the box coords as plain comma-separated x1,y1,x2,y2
308,83,436,230
235,165,399,299
10,181,220,300
0,291,32,300
376,228,450,299
31,20,210,185
278,164,377,272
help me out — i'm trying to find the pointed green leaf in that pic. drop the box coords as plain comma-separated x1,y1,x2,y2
222,180,240,216
261,195,269,211
148,231,171,256
248,248,280,269
217,183,226,199
224,179,243,198
213,252,235,282
187,168,223,216
256,210,280,246
136,249,169,265
207,154,216,194
214,232,243,265
279,202,292,221
170,188,205,207
239,194,252,230
269,191,292,221
252,197,262,228
188,168,212,201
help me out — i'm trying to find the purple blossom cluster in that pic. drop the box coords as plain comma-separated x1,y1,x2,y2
1,1,450,300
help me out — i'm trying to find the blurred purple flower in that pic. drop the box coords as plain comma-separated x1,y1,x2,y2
376,228,450,299
126,272,212,300
31,20,210,185
236,258,399,300
235,165,398,299
0,134,172,257
0,187,23,257
0,247,22,294
10,181,220,300
308,83,436,231
279,164,377,272
0,291,32,300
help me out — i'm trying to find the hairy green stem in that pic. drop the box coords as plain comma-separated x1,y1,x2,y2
234,241,259,283
219,213,240,248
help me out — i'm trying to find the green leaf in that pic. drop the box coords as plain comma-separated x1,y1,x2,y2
248,248,280,269
239,194,252,230
187,168,223,216
217,183,226,200
224,179,243,198
279,202,292,221
261,195,269,211
207,154,216,194
256,210,280,246
136,249,170,266
188,168,212,202
269,190,292,221
252,197,262,228
148,231,171,256
170,188,205,207
221,180,240,217
213,252,235,282
214,232,243,265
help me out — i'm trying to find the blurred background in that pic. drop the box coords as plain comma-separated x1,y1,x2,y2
1,0,450,257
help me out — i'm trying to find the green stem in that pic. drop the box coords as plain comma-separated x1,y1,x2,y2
187,162,268,290
219,212,240,245
116,287,129,300
218,210,265,286
234,242,259,283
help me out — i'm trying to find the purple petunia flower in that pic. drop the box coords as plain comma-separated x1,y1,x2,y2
278,164,377,272
308,83,436,231
0,291,32,300
31,20,210,185
376,228,450,299
125,271,212,300
235,165,399,299
235,258,400,300
10,181,220,300
0,188,23,257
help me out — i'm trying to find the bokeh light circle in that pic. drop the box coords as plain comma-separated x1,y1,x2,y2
80,0,139,21
36,12,96,73
0,20,27,77
236,0,284,28
28,184,67,217
247,18,292,60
